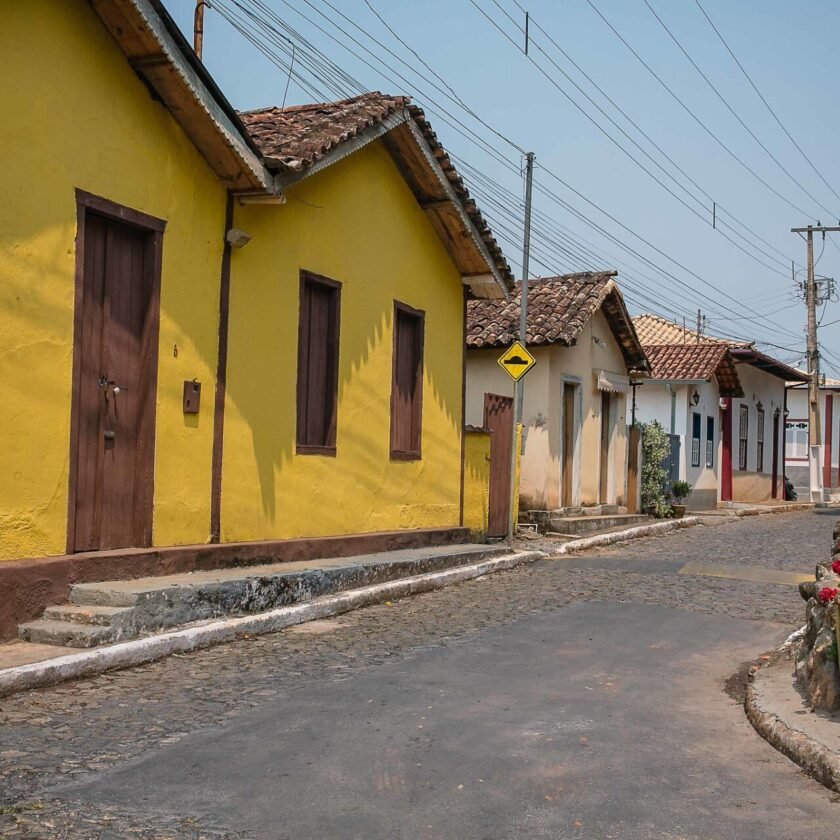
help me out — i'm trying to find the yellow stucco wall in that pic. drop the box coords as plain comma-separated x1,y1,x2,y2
221,141,465,540
0,1,226,560
463,431,491,537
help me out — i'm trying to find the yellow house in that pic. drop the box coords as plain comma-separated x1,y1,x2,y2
0,0,512,637
465,273,648,534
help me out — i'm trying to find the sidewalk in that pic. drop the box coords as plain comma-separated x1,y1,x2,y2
746,652,840,792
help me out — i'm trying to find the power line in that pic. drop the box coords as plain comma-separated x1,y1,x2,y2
501,0,802,272
469,0,796,279
210,0,804,343
642,0,838,219
693,0,840,209
583,0,818,221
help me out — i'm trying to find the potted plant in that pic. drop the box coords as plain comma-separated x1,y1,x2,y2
670,480,692,518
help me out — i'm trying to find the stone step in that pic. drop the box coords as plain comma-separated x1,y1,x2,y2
21,543,508,649
42,604,132,627
18,619,117,648
546,513,651,536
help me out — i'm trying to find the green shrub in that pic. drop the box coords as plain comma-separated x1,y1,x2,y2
640,421,671,518
671,480,692,505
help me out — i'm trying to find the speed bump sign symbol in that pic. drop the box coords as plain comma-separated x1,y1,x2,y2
498,340,536,382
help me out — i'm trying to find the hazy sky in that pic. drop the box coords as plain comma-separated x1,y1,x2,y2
167,0,840,373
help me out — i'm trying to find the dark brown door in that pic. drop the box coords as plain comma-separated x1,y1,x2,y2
484,393,513,538
562,383,576,507
72,210,159,552
599,391,611,504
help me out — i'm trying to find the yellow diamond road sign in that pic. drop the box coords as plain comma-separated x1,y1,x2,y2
497,341,536,382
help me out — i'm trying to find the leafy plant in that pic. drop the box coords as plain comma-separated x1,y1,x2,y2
640,421,671,518
671,480,692,505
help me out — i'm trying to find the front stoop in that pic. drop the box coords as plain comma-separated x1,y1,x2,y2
18,544,508,649
524,508,652,536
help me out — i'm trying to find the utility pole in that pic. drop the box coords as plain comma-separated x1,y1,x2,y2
194,0,209,60
696,309,702,343
508,152,535,542
791,223,840,503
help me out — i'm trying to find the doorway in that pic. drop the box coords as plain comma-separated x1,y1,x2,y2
484,392,514,538
561,382,577,507
598,391,612,504
68,191,164,553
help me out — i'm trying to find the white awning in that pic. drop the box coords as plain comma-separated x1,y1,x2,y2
595,370,630,393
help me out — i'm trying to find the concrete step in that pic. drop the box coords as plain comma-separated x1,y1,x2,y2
42,604,132,627
546,513,651,536
18,619,117,648
20,543,508,649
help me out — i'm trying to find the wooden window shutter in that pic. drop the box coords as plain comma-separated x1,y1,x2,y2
390,302,425,459
296,271,341,454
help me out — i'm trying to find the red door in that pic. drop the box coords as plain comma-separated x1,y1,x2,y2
70,205,161,552
484,393,513,538
720,398,733,502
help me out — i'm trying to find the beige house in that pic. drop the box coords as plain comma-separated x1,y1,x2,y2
465,273,648,526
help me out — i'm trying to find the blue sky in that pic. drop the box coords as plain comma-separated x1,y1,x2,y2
167,0,840,373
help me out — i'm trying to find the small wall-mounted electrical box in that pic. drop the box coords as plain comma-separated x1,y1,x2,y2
183,380,201,414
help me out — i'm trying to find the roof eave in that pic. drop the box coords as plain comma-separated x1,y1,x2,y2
262,107,510,299
92,0,276,192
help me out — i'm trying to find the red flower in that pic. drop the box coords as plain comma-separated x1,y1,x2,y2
817,587,839,605
832,559,840,575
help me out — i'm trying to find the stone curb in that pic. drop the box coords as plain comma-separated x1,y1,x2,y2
555,517,702,554
0,550,543,699
745,653,840,794
728,503,815,517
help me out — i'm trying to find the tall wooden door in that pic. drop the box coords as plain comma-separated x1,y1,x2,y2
70,206,161,552
484,393,513,538
561,383,576,507
598,392,611,504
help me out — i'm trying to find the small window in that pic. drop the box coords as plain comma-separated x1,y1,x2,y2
390,302,425,459
738,405,749,471
706,416,715,468
786,420,808,460
756,406,765,472
296,271,341,455
691,412,701,468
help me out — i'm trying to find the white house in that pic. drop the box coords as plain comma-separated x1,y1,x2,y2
786,376,840,494
632,315,807,508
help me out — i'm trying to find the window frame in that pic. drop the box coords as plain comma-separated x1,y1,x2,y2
389,300,425,461
706,416,715,468
296,270,342,456
691,411,701,468
756,405,765,473
738,404,749,471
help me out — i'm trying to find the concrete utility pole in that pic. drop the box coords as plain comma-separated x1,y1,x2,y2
194,0,209,60
508,152,535,541
791,223,840,503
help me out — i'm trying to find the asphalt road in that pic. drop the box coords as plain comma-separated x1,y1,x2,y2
1,510,839,838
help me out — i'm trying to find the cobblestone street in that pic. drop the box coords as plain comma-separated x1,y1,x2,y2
1,510,838,838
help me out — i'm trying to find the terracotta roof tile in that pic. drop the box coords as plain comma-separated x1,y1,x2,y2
633,314,751,348
466,273,648,371
240,93,407,171
644,344,743,396
240,93,513,289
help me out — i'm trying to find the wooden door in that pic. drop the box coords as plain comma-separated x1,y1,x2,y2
599,392,611,504
771,410,780,499
71,207,160,552
720,399,733,502
561,384,576,507
484,393,513,538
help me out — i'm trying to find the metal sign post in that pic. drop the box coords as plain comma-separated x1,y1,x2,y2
508,152,535,543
